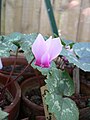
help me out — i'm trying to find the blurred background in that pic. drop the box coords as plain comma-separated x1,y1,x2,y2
0,0,90,42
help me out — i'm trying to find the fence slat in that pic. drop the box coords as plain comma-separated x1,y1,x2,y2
13,0,23,32
58,0,82,42
21,0,41,34
77,0,90,42
0,0,90,42
1,0,6,35
5,0,15,34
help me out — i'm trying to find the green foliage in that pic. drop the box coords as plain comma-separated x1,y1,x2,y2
45,68,74,96
0,43,10,57
61,44,90,71
73,42,90,57
42,68,79,120
20,33,38,62
45,93,79,120
1,32,90,120
0,108,8,120
0,32,38,61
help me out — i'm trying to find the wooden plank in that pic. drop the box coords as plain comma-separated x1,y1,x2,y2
59,0,81,42
13,0,23,32
1,0,6,34
77,0,90,42
21,0,34,33
5,0,15,34
1,0,90,41
21,0,41,34
31,0,41,33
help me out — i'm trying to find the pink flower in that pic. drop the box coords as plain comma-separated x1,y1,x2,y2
32,34,62,68
0,58,3,69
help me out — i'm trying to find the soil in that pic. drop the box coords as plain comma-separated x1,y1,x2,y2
25,87,43,107
0,65,35,84
0,83,13,110
1,65,34,74
18,87,43,120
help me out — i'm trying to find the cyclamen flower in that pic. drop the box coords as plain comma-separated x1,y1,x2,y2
0,58,3,69
32,34,62,68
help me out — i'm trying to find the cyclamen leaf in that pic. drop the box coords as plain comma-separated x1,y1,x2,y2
45,68,74,96
0,108,8,120
73,42,90,57
0,43,10,57
3,32,22,42
45,93,79,120
61,47,90,71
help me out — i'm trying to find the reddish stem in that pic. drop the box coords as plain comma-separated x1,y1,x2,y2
0,50,18,101
6,49,18,85
1,57,35,92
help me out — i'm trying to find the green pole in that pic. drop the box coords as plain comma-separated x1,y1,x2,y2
44,0,59,37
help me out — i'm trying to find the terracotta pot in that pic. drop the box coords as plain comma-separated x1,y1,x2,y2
0,56,35,81
20,76,45,118
0,73,21,120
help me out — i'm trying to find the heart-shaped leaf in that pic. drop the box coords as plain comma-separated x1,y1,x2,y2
45,93,79,120
45,68,74,96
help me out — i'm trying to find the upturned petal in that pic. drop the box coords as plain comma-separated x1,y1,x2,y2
0,58,3,69
46,37,62,61
32,34,47,64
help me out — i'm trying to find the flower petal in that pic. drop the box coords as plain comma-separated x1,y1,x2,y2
32,34,47,63
41,53,50,68
0,58,3,69
46,37,62,61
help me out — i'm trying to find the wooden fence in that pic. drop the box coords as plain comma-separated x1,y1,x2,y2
1,0,90,42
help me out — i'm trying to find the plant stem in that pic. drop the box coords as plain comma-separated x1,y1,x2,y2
1,57,35,91
6,49,19,85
